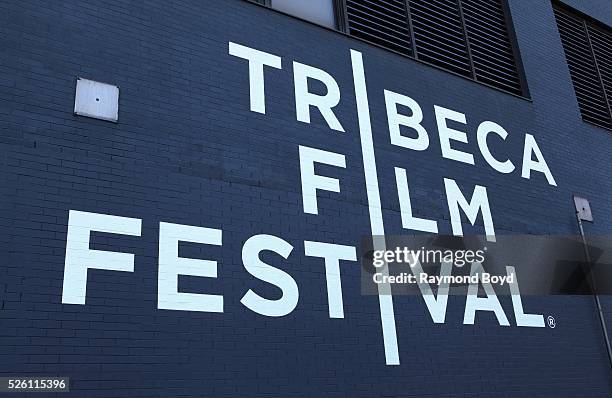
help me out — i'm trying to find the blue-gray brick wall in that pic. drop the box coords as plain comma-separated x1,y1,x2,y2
1,0,612,396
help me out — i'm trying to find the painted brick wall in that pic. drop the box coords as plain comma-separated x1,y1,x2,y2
1,0,611,396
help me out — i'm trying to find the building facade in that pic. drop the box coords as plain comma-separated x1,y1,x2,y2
2,0,612,396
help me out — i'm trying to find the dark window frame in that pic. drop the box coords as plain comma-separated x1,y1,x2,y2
247,0,529,100
256,0,347,30
553,1,612,132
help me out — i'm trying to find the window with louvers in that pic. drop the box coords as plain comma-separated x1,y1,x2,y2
345,0,413,56
252,0,525,96
553,4,612,130
409,0,472,77
343,0,524,95
461,0,523,95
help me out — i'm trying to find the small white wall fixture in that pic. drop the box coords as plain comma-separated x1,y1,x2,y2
74,77,119,122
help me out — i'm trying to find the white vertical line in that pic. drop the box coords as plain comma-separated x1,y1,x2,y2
350,49,400,365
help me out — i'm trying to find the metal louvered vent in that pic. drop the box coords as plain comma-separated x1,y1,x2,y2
587,26,612,127
461,0,523,95
409,0,472,77
345,0,525,95
553,5,612,130
345,0,413,56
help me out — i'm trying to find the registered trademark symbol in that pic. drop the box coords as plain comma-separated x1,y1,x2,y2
547,316,556,328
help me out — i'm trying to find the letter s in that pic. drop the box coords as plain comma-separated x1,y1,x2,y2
241,234,298,317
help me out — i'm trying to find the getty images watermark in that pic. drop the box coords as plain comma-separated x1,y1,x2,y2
370,246,515,287
360,234,612,296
